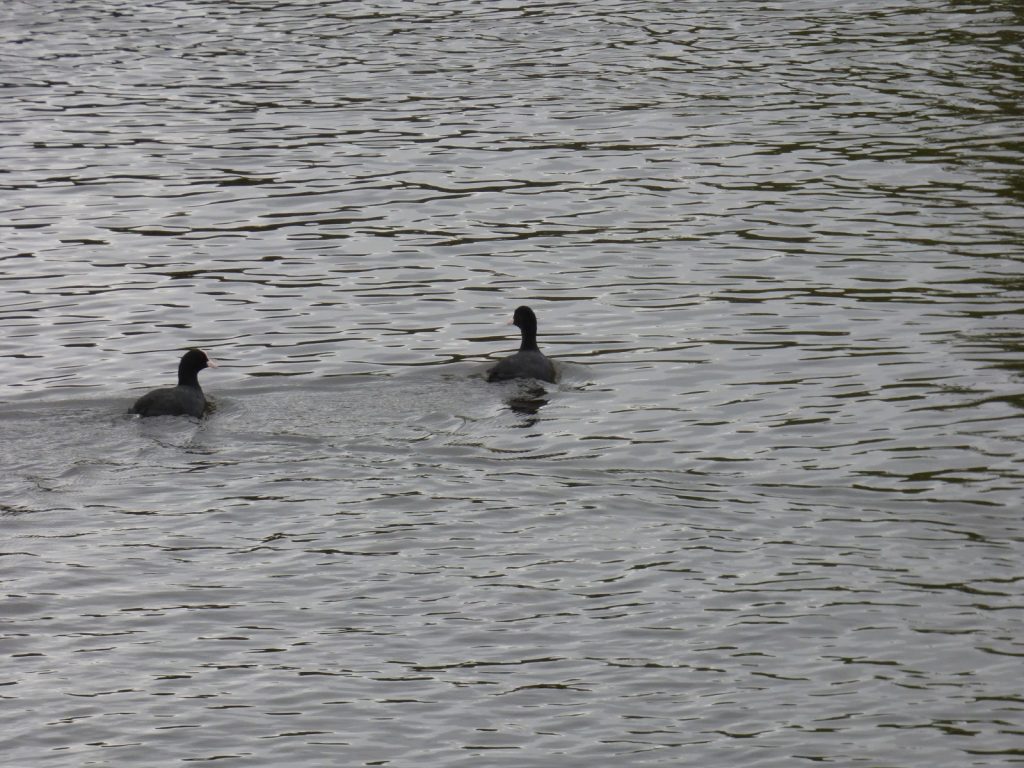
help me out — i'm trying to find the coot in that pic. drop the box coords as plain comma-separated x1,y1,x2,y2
131,348,214,418
486,306,556,383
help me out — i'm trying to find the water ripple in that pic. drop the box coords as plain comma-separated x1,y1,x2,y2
2,1,1023,766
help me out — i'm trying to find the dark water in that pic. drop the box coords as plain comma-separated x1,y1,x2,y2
2,1,1023,766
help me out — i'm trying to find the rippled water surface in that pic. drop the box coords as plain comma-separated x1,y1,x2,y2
2,1,1023,766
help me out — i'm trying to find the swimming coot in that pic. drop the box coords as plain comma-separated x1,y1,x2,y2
486,306,556,383
131,348,214,418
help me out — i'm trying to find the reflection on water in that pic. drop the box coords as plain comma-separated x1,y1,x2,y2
500,380,550,417
1,1,1023,766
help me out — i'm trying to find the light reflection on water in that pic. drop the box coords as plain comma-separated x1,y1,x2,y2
1,1,1023,766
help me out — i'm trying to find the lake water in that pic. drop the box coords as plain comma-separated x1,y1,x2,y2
2,1,1023,766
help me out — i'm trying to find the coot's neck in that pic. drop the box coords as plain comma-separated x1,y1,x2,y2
519,325,540,352
178,364,202,388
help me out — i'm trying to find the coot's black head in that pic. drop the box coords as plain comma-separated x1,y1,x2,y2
512,305,538,333
178,348,212,386
511,306,541,351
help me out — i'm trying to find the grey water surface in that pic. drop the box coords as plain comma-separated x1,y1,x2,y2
2,1,1023,766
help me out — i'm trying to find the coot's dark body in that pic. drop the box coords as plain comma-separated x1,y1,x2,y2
131,349,213,418
487,306,556,384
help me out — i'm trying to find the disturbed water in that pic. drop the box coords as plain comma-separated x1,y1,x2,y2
2,1,1023,766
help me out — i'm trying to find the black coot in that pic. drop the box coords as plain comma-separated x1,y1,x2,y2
486,306,556,383
131,348,214,418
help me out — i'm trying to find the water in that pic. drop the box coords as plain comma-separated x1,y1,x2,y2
2,1,1023,765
